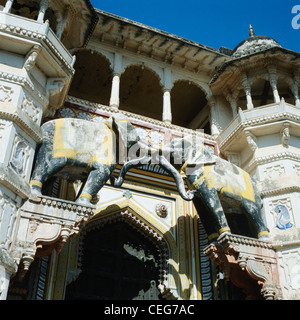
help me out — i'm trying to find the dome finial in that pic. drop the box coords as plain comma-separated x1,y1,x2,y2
249,24,255,37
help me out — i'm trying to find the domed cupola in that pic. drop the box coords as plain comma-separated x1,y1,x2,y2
232,25,281,58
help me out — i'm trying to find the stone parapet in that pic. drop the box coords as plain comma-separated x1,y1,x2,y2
12,195,94,279
204,233,282,300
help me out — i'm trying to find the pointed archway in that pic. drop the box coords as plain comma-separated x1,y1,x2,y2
65,219,162,300
64,209,170,300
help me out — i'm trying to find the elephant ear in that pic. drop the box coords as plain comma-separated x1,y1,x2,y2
112,113,142,163
170,136,216,166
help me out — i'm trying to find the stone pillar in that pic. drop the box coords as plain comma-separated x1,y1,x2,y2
0,249,17,300
3,0,14,13
291,72,300,107
37,0,48,23
241,74,254,109
162,89,172,123
207,95,220,136
267,65,280,103
109,73,120,109
109,53,122,109
55,10,67,40
162,68,172,123
270,77,281,103
226,91,238,117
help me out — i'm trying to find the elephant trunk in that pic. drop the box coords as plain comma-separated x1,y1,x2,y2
158,155,194,201
112,154,152,187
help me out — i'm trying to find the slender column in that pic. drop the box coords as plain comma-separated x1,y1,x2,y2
207,95,220,136
3,0,14,13
292,72,300,107
162,89,172,123
55,11,64,39
37,0,48,23
226,91,238,117
267,65,280,103
270,77,280,103
163,68,172,123
109,73,120,109
241,74,254,110
109,53,122,109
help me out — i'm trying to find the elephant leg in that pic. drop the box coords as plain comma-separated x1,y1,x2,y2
30,146,67,196
193,197,220,242
240,199,269,240
76,164,113,206
195,182,231,237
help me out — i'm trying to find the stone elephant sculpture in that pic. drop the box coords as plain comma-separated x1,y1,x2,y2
30,113,149,206
114,135,269,241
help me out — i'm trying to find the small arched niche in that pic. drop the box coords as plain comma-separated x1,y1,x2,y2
171,80,208,128
68,50,113,105
119,65,163,120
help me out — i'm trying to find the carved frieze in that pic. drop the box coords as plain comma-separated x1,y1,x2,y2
0,85,13,103
264,164,285,180
21,95,40,124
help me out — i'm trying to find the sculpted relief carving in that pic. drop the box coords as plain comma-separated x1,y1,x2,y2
0,85,13,103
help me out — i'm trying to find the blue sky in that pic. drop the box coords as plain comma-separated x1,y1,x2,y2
90,0,300,53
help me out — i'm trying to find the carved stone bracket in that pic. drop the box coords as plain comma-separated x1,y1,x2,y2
204,233,282,300
13,195,94,279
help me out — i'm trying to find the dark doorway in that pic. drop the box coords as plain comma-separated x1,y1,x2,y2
65,221,162,300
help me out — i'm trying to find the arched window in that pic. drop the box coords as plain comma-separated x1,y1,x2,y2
171,80,208,128
249,78,273,108
120,65,163,120
68,50,113,105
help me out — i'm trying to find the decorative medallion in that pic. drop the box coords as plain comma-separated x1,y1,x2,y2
155,203,168,218
123,189,132,199
59,108,75,118
77,112,91,121
150,131,164,145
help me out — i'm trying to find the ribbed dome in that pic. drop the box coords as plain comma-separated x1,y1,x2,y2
232,36,281,58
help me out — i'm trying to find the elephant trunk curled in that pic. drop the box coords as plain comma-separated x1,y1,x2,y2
112,154,152,187
113,151,194,201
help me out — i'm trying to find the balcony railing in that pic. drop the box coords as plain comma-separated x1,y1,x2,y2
217,101,300,148
0,11,74,68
